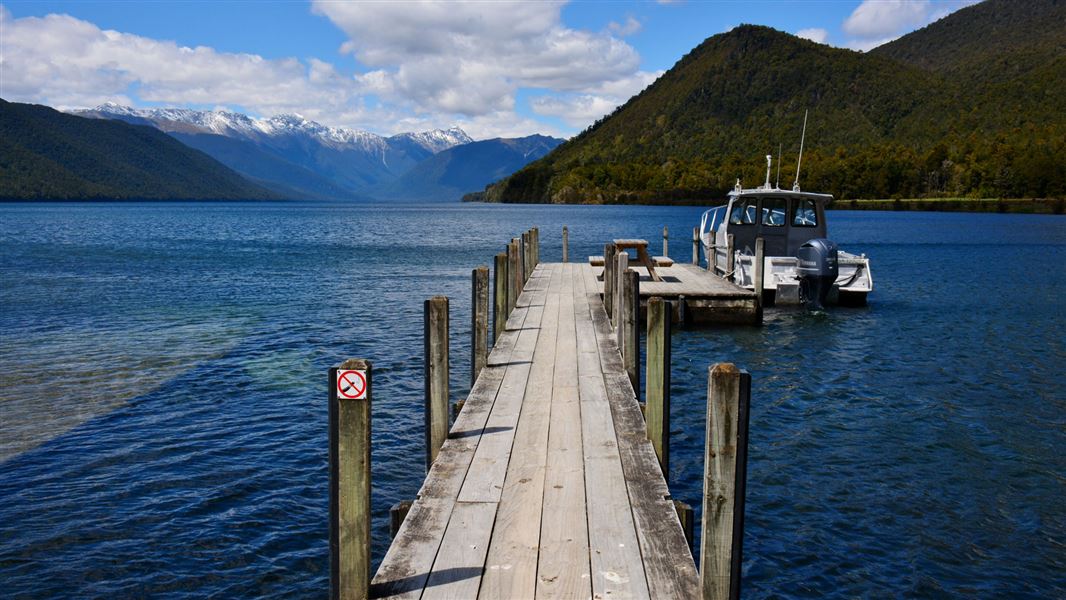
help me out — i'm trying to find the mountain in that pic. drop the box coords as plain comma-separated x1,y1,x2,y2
475,0,1065,204
0,99,278,201
72,104,473,200
371,134,563,202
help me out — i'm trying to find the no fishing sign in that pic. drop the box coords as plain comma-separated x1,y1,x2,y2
336,369,367,400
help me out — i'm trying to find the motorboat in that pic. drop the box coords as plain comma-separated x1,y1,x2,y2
698,158,873,308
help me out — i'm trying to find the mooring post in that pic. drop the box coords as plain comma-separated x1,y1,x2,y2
511,237,523,306
494,252,507,341
562,226,569,262
604,243,617,319
424,296,449,470
663,225,669,257
622,269,640,393
674,500,695,551
700,363,751,600
614,251,629,331
389,500,413,539
693,227,699,266
329,358,371,600
678,294,687,329
532,227,539,268
754,237,765,321
520,231,529,284
506,241,518,315
645,296,671,478
726,234,736,277
471,266,489,387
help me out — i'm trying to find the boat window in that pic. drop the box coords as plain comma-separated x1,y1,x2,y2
793,199,818,227
761,198,787,227
729,199,757,225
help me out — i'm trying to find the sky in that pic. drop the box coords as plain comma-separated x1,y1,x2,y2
0,0,980,140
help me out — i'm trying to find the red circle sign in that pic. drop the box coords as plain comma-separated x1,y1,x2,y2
337,370,366,399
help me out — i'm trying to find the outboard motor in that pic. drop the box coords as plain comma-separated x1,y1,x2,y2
796,238,838,310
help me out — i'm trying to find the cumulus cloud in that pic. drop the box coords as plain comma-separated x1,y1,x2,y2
608,16,642,37
841,0,980,51
0,8,369,124
796,28,829,45
312,1,643,118
531,69,661,128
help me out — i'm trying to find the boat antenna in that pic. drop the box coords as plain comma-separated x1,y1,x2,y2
793,109,808,192
764,154,772,189
775,142,782,189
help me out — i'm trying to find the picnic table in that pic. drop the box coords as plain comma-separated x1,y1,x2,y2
613,239,664,282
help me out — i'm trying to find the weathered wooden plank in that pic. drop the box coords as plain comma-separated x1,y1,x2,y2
421,501,498,600
584,278,700,599
371,498,453,600
478,283,561,598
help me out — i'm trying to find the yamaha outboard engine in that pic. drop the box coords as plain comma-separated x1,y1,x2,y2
797,238,838,310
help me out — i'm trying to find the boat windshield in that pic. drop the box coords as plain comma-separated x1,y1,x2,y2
794,198,819,227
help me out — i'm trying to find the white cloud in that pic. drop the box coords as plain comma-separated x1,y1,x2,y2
796,28,829,45
841,0,980,51
311,1,643,118
608,16,642,37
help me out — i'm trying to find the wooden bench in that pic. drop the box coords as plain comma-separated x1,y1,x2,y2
612,239,664,282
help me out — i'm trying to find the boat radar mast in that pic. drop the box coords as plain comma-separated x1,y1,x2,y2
793,109,808,192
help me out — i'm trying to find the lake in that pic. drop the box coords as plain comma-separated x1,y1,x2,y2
1,202,1063,598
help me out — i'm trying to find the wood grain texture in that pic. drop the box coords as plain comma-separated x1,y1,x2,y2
425,297,450,469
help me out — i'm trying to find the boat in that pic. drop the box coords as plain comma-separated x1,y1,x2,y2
698,154,873,309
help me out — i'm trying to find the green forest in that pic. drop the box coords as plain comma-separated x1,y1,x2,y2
473,0,1065,205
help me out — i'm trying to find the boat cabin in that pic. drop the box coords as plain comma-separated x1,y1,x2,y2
708,189,832,258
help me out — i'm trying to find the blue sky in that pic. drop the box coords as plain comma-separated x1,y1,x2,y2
0,1,978,139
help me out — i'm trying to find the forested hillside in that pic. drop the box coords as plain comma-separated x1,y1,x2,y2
474,0,1065,204
0,100,278,201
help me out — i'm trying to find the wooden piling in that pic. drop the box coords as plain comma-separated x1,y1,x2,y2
645,297,671,477
604,243,617,319
520,231,529,284
472,266,489,386
329,358,372,600
511,238,523,307
614,251,629,331
663,225,669,257
673,500,694,551
693,227,700,265
700,363,751,600
622,269,640,394
678,294,687,328
389,500,413,538
424,296,449,469
562,226,569,262
532,227,539,267
494,252,507,341
726,234,735,277
754,237,765,322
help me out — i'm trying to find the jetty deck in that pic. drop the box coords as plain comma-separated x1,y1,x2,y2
370,261,700,599
594,263,759,325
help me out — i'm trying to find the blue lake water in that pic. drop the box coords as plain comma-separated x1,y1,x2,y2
1,202,1063,598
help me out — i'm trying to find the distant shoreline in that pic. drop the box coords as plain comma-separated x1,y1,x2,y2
828,198,1064,214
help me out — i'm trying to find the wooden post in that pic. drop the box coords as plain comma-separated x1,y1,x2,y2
562,226,569,262
424,296,449,470
645,296,671,478
532,227,539,268
520,231,529,284
614,251,629,331
622,269,640,394
726,234,735,278
700,363,751,600
511,237,523,307
507,241,518,314
329,358,371,600
389,500,413,538
754,237,765,301
678,294,687,329
604,243,617,319
663,225,669,256
471,266,489,386
693,227,700,266
673,500,694,551
494,252,507,341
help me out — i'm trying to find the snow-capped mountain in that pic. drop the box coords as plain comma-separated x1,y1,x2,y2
67,103,554,202
73,103,471,155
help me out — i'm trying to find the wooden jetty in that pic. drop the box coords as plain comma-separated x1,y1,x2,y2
329,227,753,600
